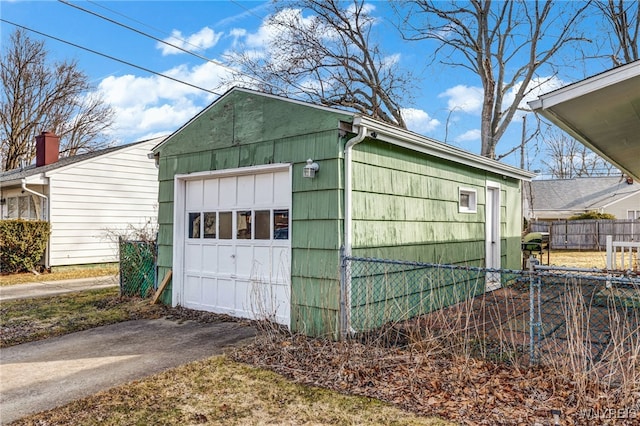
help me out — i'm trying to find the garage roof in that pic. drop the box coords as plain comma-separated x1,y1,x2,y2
528,60,640,181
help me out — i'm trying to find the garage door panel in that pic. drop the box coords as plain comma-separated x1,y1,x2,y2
219,177,236,207
237,175,255,205
201,277,217,306
184,275,202,305
236,280,251,310
272,247,291,280
217,245,235,274
201,245,218,273
273,171,289,205
185,244,202,271
255,173,273,205
203,179,219,209
236,245,256,277
216,278,235,310
186,180,203,210
251,246,271,280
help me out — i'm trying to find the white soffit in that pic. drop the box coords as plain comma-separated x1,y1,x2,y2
529,61,640,181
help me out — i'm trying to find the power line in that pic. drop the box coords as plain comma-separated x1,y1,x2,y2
59,0,310,98
0,18,221,96
59,0,233,73
58,0,284,93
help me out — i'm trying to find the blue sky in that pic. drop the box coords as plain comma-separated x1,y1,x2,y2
1,0,614,170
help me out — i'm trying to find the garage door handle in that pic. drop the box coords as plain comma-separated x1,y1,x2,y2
231,254,236,258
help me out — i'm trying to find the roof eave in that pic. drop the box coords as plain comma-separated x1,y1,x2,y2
354,116,536,181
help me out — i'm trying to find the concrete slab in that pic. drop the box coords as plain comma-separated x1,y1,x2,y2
0,318,256,424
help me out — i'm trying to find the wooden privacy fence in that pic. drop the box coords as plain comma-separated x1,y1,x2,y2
530,219,640,250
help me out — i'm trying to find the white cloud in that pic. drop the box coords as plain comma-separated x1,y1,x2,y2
455,129,481,142
504,75,567,112
158,27,223,56
97,61,235,142
401,108,440,134
438,85,483,114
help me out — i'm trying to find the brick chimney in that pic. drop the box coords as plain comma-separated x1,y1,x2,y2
35,131,60,167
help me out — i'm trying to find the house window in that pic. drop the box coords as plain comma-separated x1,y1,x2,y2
3,195,37,220
458,188,477,213
628,210,640,220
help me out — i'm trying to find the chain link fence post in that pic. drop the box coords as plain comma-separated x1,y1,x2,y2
339,246,350,340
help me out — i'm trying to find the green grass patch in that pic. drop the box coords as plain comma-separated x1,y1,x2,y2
12,356,449,426
0,287,167,347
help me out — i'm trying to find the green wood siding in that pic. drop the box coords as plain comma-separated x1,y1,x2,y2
350,140,522,269
155,89,526,338
156,90,350,337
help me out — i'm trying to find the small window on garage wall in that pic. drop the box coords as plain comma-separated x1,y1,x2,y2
459,187,477,213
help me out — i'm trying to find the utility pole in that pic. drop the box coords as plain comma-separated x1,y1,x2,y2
520,115,527,169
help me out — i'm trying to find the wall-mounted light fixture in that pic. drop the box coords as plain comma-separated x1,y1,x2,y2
303,159,319,178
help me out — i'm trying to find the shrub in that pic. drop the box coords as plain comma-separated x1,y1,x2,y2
568,211,616,220
0,220,50,273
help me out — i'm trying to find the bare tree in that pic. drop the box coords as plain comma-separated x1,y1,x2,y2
223,0,412,128
0,29,114,171
541,128,618,178
595,0,639,66
396,0,591,159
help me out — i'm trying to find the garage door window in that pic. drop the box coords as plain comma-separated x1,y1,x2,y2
203,212,216,238
188,213,201,238
255,210,270,240
237,211,251,239
188,208,289,240
219,212,232,239
274,209,289,240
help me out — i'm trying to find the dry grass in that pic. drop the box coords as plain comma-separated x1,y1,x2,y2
11,356,449,426
548,249,607,269
1,288,449,425
0,263,119,286
0,287,169,347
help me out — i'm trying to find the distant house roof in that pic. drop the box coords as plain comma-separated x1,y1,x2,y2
525,176,640,217
0,136,165,185
528,60,640,181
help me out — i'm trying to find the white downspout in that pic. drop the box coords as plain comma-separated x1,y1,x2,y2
341,123,367,338
21,179,48,220
22,179,50,268
344,124,367,256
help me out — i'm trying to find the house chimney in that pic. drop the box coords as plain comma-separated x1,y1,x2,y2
35,131,60,167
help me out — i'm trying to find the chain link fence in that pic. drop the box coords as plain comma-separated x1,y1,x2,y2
342,254,640,367
119,237,157,297
530,264,640,366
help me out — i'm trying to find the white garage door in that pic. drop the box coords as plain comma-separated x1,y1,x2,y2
181,167,291,325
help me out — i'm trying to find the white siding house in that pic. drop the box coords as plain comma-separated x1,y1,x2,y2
0,133,163,267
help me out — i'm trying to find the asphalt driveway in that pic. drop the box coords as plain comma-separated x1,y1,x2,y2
0,318,256,424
